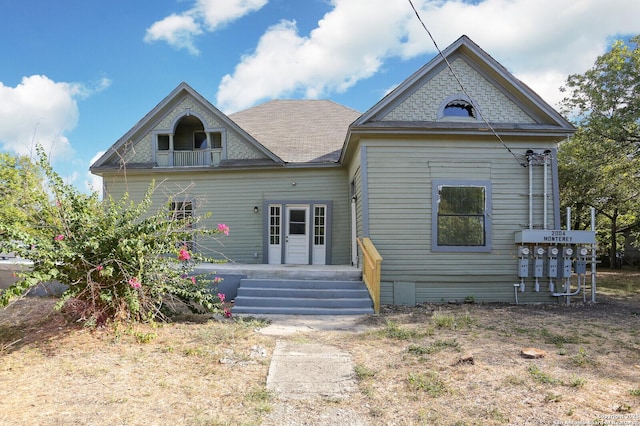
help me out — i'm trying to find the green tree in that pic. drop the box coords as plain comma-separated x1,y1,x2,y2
0,146,228,324
0,152,48,241
559,35,640,267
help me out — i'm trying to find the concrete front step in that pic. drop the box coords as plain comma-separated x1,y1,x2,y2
194,263,362,281
232,306,374,315
239,279,367,290
232,278,374,315
238,287,370,299
234,296,373,309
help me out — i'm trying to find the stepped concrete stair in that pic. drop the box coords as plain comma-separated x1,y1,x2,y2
232,278,374,315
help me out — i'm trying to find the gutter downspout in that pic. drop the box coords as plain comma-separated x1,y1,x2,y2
351,196,358,267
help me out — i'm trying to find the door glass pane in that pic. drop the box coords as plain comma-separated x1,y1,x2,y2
270,205,281,245
289,209,306,235
314,206,325,245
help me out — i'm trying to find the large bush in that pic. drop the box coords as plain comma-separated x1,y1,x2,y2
0,147,228,324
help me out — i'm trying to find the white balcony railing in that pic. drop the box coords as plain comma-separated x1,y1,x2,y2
156,149,222,167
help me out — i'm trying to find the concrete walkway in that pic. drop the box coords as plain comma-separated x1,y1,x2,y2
251,315,371,425
267,341,356,400
255,314,371,336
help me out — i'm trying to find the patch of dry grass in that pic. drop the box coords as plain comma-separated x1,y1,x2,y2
1,269,639,425
0,300,275,425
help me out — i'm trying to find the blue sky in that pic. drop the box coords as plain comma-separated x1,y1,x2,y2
1,0,639,192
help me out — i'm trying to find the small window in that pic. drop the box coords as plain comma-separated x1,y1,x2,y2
170,200,194,248
210,132,222,149
443,100,475,118
432,180,491,252
157,134,170,150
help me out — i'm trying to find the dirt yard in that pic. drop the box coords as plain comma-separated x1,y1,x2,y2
0,270,639,425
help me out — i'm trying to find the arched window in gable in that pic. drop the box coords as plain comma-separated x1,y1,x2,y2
444,100,475,118
437,95,478,121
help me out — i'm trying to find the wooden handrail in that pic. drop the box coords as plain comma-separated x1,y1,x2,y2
357,237,382,314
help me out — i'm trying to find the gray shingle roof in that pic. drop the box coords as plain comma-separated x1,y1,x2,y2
229,100,361,163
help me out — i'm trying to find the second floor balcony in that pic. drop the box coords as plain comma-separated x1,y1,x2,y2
156,148,222,167
155,114,225,168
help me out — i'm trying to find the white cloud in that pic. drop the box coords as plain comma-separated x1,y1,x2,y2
86,151,105,194
217,0,409,112
196,0,268,30
62,170,80,187
216,0,640,112
144,13,203,55
144,0,267,54
0,75,88,162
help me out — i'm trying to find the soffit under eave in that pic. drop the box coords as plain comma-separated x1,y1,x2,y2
90,162,286,176
347,124,574,140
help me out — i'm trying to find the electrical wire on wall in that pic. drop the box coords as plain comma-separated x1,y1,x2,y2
407,0,525,167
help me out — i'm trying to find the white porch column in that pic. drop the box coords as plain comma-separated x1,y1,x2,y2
169,134,174,166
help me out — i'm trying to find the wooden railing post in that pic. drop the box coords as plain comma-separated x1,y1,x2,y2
357,237,382,314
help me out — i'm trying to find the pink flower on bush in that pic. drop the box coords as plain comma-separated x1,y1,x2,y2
54,235,65,241
223,308,232,318
217,223,229,236
190,276,197,284
217,293,225,303
213,276,223,284
96,265,103,271
177,247,191,261
128,277,141,289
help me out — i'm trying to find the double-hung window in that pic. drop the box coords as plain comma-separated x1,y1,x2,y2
432,180,491,252
170,200,194,250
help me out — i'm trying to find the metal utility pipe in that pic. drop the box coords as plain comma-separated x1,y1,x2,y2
566,207,571,231
528,152,534,229
543,153,548,230
552,275,583,298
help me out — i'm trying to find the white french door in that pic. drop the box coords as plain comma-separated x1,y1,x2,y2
267,203,328,265
267,204,282,265
285,205,309,264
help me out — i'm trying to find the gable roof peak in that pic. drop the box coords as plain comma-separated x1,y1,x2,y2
352,34,572,130
91,81,284,171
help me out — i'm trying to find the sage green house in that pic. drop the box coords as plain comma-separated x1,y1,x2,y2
91,35,575,305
